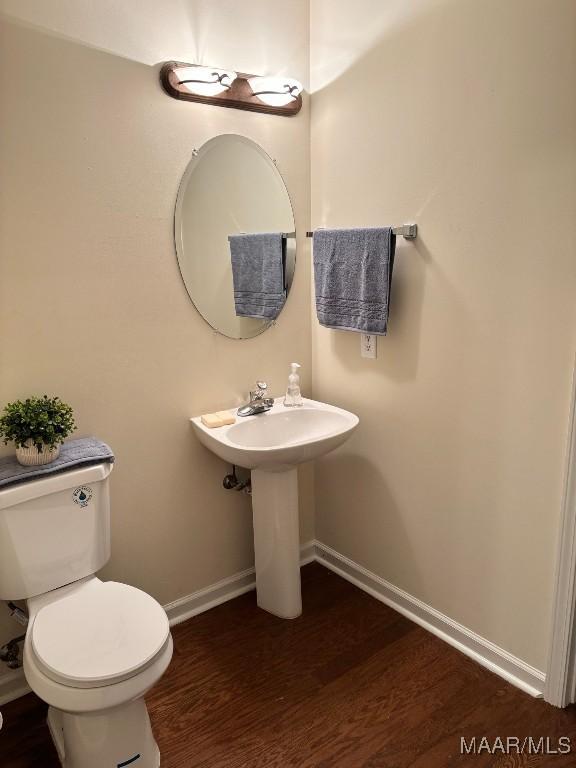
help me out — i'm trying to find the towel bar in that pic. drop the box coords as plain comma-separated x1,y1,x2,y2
306,224,417,240
227,232,296,241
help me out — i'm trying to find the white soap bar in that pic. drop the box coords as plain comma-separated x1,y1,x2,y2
201,413,224,428
214,410,236,426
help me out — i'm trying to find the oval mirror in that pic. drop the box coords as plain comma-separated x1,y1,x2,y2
175,135,296,339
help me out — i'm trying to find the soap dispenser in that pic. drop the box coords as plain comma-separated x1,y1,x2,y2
284,363,303,407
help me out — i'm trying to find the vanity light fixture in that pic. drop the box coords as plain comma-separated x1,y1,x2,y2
173,65,237,97
248,76,303,107
160,61,302,117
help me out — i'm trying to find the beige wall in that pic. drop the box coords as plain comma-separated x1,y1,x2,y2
0,1,312,650
310,0,576,670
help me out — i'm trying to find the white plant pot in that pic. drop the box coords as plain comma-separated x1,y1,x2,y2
16,441,60,466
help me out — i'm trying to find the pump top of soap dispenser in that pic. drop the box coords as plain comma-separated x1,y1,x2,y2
284,362,303,407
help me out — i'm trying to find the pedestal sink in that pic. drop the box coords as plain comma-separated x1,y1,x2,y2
190,398,358,619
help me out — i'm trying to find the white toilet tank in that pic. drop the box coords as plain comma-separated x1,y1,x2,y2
0,463,113,600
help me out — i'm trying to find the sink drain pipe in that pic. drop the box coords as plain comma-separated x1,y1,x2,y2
223,466,251,494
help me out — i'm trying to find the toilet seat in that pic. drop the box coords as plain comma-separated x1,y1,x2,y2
31,579,170,689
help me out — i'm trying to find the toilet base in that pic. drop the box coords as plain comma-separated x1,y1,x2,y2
47,699,160,768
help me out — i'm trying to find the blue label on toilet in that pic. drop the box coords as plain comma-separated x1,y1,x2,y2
72,485,92,508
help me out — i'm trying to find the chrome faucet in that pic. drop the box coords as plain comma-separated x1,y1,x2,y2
237,381,274,417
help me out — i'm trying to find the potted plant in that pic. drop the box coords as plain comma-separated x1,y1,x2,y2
0,395,76,466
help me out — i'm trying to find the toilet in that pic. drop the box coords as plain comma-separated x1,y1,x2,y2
0,461,172,768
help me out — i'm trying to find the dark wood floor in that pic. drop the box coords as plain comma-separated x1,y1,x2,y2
2,563,576,767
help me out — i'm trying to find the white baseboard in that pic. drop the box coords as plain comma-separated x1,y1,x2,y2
0,540,317,706
314,540,546,698
299,539,317,566
165,538,316,626
0,538,545,706
0,667,30,707
164,567,256,627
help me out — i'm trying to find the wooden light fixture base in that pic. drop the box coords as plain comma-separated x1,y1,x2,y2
160,62,302,117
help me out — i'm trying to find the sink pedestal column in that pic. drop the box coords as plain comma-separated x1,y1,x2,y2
251,467,302,619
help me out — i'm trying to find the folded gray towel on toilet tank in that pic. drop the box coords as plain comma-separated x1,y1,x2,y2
229,232,286,320
0,437,114,488
313,227,396,335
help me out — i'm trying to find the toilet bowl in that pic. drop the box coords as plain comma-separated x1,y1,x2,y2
22,577,172,768
0,458,173,767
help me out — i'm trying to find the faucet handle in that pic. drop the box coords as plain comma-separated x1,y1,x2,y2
251,381,268,401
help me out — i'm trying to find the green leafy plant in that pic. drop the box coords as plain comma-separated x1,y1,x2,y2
0,395,76,452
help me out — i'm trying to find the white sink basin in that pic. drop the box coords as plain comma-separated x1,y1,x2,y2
190,397,359,620
190,398,358,470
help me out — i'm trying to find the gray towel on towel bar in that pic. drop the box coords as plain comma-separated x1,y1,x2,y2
313,227,396,335
0,437,114,488
229,232,286,320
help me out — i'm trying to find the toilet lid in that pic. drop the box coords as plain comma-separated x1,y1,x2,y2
31,580,170,689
